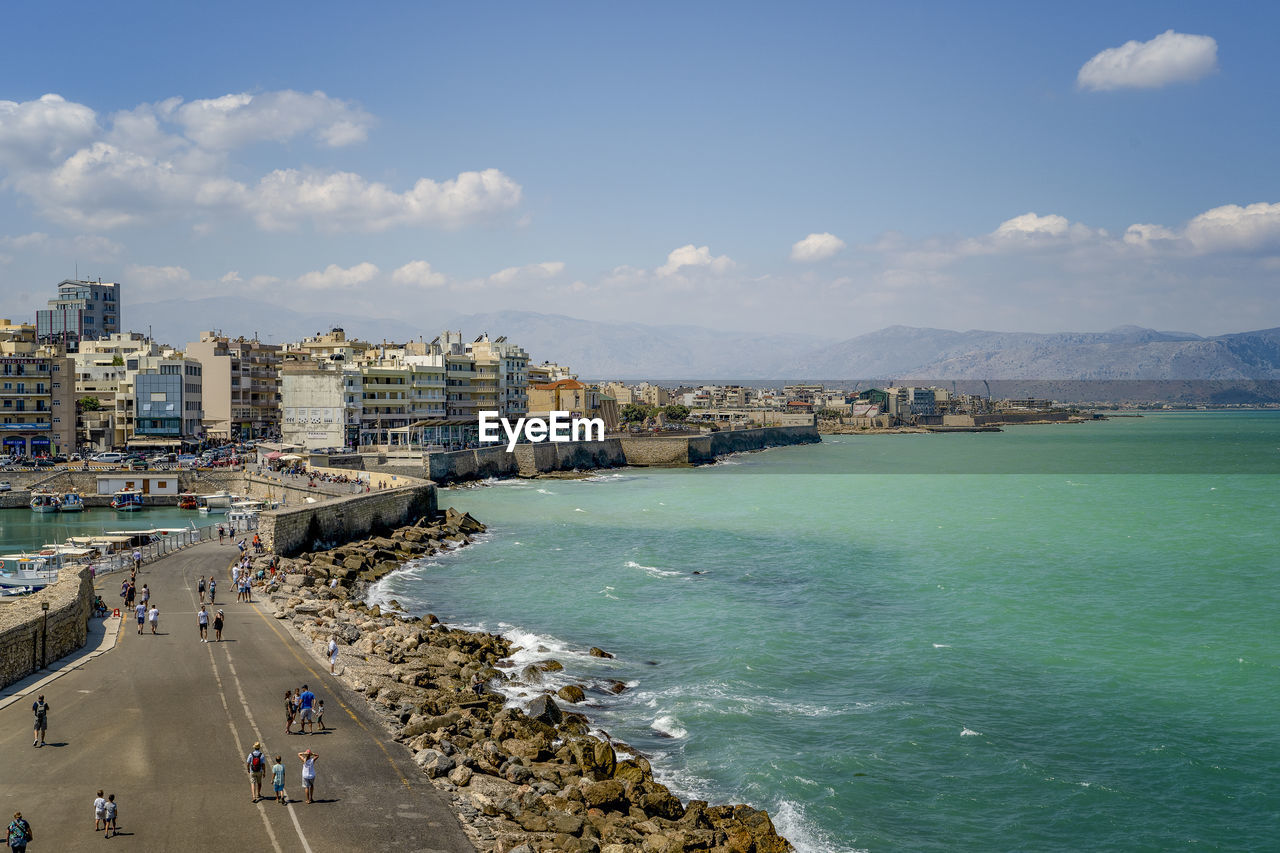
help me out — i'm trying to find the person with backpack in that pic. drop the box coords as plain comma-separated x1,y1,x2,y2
31,695,48,747
246,742,267,802
6,811,31,852
198,576,206,603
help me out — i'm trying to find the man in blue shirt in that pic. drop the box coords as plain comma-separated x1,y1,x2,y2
298,685,316,734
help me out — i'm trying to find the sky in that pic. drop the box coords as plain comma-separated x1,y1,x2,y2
0,1,1278,341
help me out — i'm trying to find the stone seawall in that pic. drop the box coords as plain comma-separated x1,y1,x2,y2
0,565,94,691
258,484,438,556
427,425,820,483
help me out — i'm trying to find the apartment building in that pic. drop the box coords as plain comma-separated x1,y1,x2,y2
466,334,529,418
286,327,373,363
527,361,575,385
36,279,121,352
186,332,282,439
280,361,357,450
0,320,75,456
130,356,203,446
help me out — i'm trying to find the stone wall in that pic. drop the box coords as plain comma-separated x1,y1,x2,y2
0,565,94,691
257,483,437,556
428,425,820,482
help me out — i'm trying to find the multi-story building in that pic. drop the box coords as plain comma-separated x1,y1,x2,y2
185,332,282,439
528,379,619,431
280,361,356,451
466,334,529,418
130,355,203,446
0,320,75,456
285,327,373,364
527,361,575,385
35,279,121,352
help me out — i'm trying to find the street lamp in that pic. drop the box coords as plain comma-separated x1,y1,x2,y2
40,601,50,669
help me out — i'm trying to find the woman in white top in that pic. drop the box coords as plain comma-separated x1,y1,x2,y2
148,605,159,634
327,637,338,673
298,749,318,804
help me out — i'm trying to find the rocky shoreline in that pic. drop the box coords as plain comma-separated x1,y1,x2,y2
250,508,795,853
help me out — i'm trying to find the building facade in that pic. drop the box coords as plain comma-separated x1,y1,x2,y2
0,320,75,456
185,332,282,439
36,279,121,352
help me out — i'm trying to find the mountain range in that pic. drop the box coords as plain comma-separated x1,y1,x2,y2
131,298,1280,384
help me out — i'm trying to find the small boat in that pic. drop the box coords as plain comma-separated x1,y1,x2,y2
111,489,145,511
58,492,85,512
197,491,236,514
29,491,61,513
227,499,266,526
0,552,65,590
177,492,199,510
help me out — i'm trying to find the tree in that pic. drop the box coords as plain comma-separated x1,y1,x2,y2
111,355,124,367
663,404,690,422
79,397,101,411
621,403,650,424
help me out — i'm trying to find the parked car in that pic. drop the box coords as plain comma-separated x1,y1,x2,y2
92,452,125,464
129,459,149,470
0,481,10,492
34,458,57,467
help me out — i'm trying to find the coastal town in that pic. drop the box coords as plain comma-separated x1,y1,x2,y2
2,277,1085,467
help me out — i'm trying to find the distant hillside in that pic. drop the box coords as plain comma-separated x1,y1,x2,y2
448,310,823,378
130,297,429,348
791,325,1280,380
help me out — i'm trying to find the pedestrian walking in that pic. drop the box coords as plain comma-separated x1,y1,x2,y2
32,694,48,747
198,576,206,603
246,742,267,802
140,584,149,606
209,577,216,605
271,755,287,804
6,811,32,852
148,605,159,635
284,690,296,735
327,636,338,674
213,609,224,641
94,789,107,832
103,794,117,839
124,581,135,609
298,749,318,804
315,700,325,731
218,525,225,544
132,548,142,571
135,601,146,634
197,606,209,641
119,579,128,604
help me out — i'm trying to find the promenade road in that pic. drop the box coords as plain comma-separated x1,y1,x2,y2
0,541,476,852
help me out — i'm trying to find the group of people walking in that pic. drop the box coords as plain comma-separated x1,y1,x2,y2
245,742,320,806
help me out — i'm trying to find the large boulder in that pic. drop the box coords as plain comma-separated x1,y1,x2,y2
557,685,586,704
414,748,455,778
570,737,617,781
580,779,627,811
526,694,562,726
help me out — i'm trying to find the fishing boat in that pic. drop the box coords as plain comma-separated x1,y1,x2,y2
58,491,85,512
0,551,66,591
177,492,199,510
110,488,145,511
29,491,60,513
197,491,236,514
227,499,266,526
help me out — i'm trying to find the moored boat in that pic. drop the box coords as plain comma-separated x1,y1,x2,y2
29,491,60,513
177,492,199,510
197,491,236,514
111,489,145,511
0,551,65,591
58,491,85,512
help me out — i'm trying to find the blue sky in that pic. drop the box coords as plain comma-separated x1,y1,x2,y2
0,1,1277,339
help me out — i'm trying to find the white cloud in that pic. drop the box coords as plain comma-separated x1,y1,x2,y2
124,264,191,296
0,92,523,233
1078,30,1218,91
988,212,1106,247
0,231,122,259
295,262,380,290
250,167,522,232
791,232,846,263
1123,223,1179,249
488,260,565,286
1182,202,1280,253
220,271,242,283
392,260,447,288
172,90,373,149
0,94,98,169
657,244,734,277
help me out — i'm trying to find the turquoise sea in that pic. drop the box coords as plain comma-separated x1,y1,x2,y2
0,506,209,554
369,411,1280,851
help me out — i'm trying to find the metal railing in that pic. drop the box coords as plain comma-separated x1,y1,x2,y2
88,516,261,576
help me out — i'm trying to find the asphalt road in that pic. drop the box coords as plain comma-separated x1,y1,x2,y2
0,541,476,852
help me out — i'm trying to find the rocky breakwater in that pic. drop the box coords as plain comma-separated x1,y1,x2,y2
255,510,794,853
